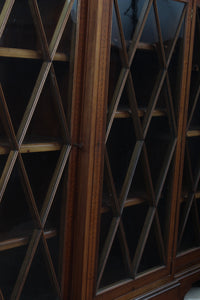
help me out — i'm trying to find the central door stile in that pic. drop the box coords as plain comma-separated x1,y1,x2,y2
68,0,113,299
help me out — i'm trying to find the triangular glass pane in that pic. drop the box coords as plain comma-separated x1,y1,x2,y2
157,166,173,242
98,212,113,258
0,57,42,133
167,38,184,115
155,83,168,111
20,240,58,300
21,151,61,213
138,220,164,274
43,174,66,280
131,49,160,110
140,4,158,44
25,73,64,142
178,201,200,253
111,2,123,49
115,80,142,135
122,203,149,260
155,81,177,130
156,0,185,56
53,61,72,127
44,169,65,232
46,236,60,283
0,154,9,179
188,97,200,129
145,116,174,190
187,18,200,124
0,0,38,49
0,245,28,299
181,156,192,200
116,0,147,45
102,168,114,210
127,154,153,203
57,0,77,56
117,82,133,112
0,163,35,239
108,6,124,107
37,0,67,45
187,137,200,180
107,118,137,196
99,230,129,289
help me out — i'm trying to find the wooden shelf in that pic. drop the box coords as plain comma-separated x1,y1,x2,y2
111,42,155,52
124,197,147,207
101,197,147,214
0,228,56,251
115,108,166,119
196,191,200,199
181,191,200,203
20,141,62,153
187,129,200,137
137,42,155,51
0,141,62,155
0,47,68,62
0,143,9,155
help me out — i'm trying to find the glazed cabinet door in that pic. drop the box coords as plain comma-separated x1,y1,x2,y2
71,1,194,300
174,0,200,274
97,0,190,295
0,0,79,299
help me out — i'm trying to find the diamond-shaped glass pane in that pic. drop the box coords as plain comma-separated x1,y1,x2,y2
131,50,160,109
21,151,60,212
107,118,137,196
138,220,164,274
178,201,200,252
0,58,42,132
140,4,158,43
37,0,66,45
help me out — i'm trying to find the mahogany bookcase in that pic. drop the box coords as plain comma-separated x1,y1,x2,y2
0,0,200,300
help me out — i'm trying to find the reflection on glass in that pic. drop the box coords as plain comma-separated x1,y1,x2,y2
111,0,184,45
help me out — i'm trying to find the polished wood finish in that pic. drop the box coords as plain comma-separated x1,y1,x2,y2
70,1,113,299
